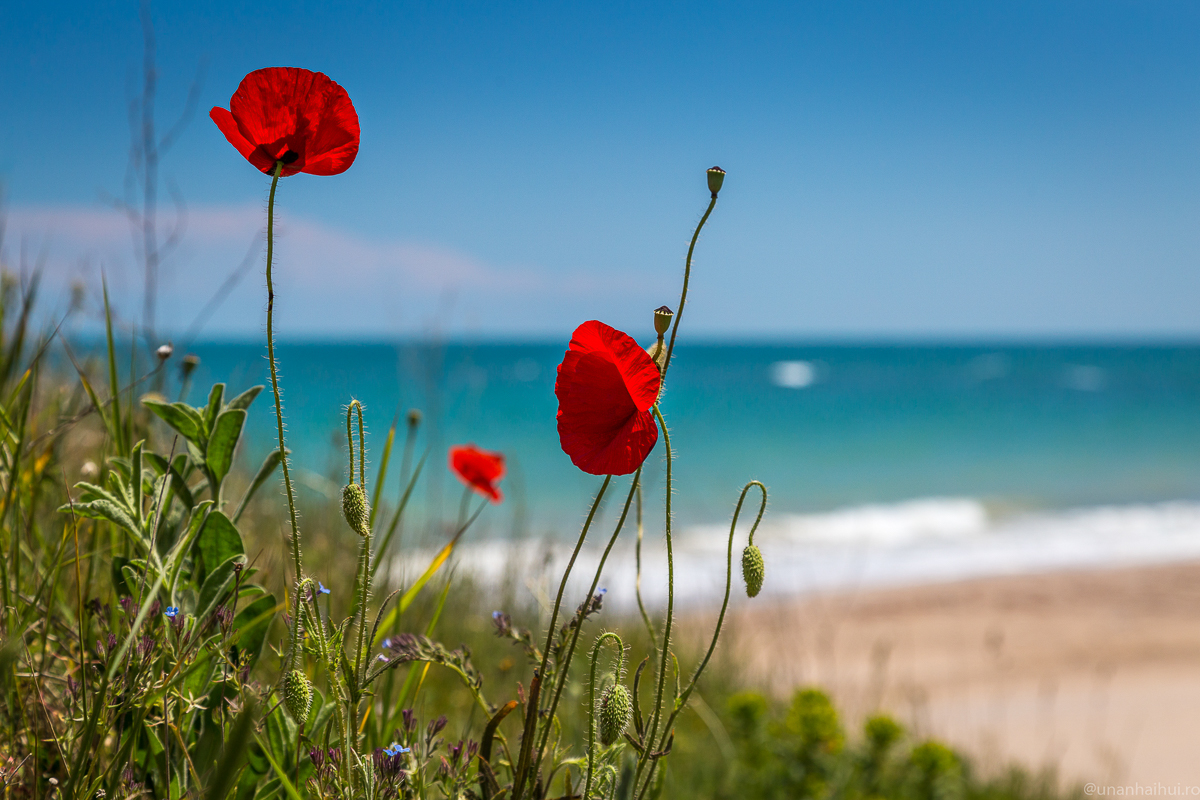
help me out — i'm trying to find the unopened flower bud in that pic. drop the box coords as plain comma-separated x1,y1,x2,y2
156,343,174,361
181,354,200,378
741,544,765,598
283,669,313,722
598,684,633,746
342,482,370,537
653,306,674,336
707,166,726,198
406,408,423,427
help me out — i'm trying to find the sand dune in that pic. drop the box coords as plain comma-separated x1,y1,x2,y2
721,561,1200,784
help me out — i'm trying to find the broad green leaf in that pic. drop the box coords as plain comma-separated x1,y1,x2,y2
231,592,277,671
233,450,282,524
197,511,244,578
145,453,195,510
143,397,202,443
226,385,264,411
203,698,257,800
72,498,141,538
204,383,225,436
197,555,246,624
206,408,247,485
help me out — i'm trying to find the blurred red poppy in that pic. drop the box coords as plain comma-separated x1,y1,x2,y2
449,445,506,503
555,320,661,476
210,67,359,177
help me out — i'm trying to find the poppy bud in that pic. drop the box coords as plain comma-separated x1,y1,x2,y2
707,166,726,198
181,354,200,378
407,408,423,427
599,684,633,746
283,668,313,722
342,482,370,537
156,343,174,361
741,544,765,598
653,306,674,336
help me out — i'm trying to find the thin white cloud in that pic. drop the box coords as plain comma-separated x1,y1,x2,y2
2,204,659,337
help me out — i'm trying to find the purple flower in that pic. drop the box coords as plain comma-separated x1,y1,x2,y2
318,581,331,595
164,607,179,618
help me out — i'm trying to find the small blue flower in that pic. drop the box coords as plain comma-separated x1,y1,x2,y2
598,588,608,595
377,654,388,662
382,638,392,649
383,742,410,757
164,607,179,618
317,581,331,595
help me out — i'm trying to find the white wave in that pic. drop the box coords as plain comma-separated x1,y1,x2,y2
770,360,816,388
386,499,1200,612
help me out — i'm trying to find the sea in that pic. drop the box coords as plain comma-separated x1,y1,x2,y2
168,340,1200,606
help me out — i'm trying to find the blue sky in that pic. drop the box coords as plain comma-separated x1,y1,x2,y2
2,1,1200,339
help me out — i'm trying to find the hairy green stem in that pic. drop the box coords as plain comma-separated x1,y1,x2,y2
585,632,626,799
655,481,766,754
661,196,717,384
263,161,305,671
532,470,641,778
512,474,612,799
634,481,655,648
635,407,674,798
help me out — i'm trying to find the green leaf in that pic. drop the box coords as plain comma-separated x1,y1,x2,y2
204,383,225,436
206,408,247,485
233,450,282,524
103,277,127,455
231,592,277,671
197,511,245,578
145,453,195,511
197,555,246,623
71,498,141,538
203,697,257,800
226,385,264,411
143,397,202,443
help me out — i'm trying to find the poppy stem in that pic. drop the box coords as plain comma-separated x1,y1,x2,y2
635,480,656,648
512,474,611,799
531,469,640,780
264,159,305,670
584,632,625,799
654,481,767,762
635,405,674,799
661,195,717,385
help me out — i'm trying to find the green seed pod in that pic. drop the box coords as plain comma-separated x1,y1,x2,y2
653,305,674,336
741,544,765,598
599,684,633,746
707,166,726,197
342,482,370,537
283,669,312,723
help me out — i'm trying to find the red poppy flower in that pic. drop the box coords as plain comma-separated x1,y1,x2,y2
449,445,506,504
210,67,359,177
555,320,662,476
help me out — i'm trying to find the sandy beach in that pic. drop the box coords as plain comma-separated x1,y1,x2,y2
719,560,1200,785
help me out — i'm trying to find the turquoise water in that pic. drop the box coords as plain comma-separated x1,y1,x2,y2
170,341,1200,536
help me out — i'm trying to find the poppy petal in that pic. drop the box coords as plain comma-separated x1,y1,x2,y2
555,321,662,476
449,445,506,504
213,67,359,177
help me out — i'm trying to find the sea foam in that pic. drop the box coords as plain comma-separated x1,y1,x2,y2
389,499,1200,611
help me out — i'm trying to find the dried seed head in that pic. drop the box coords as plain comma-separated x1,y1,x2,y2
598,684,633,746
283,669,313,723
341,482,370,537
741,544,765,598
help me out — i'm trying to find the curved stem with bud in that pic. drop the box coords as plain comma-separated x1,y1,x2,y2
585,632,626,799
